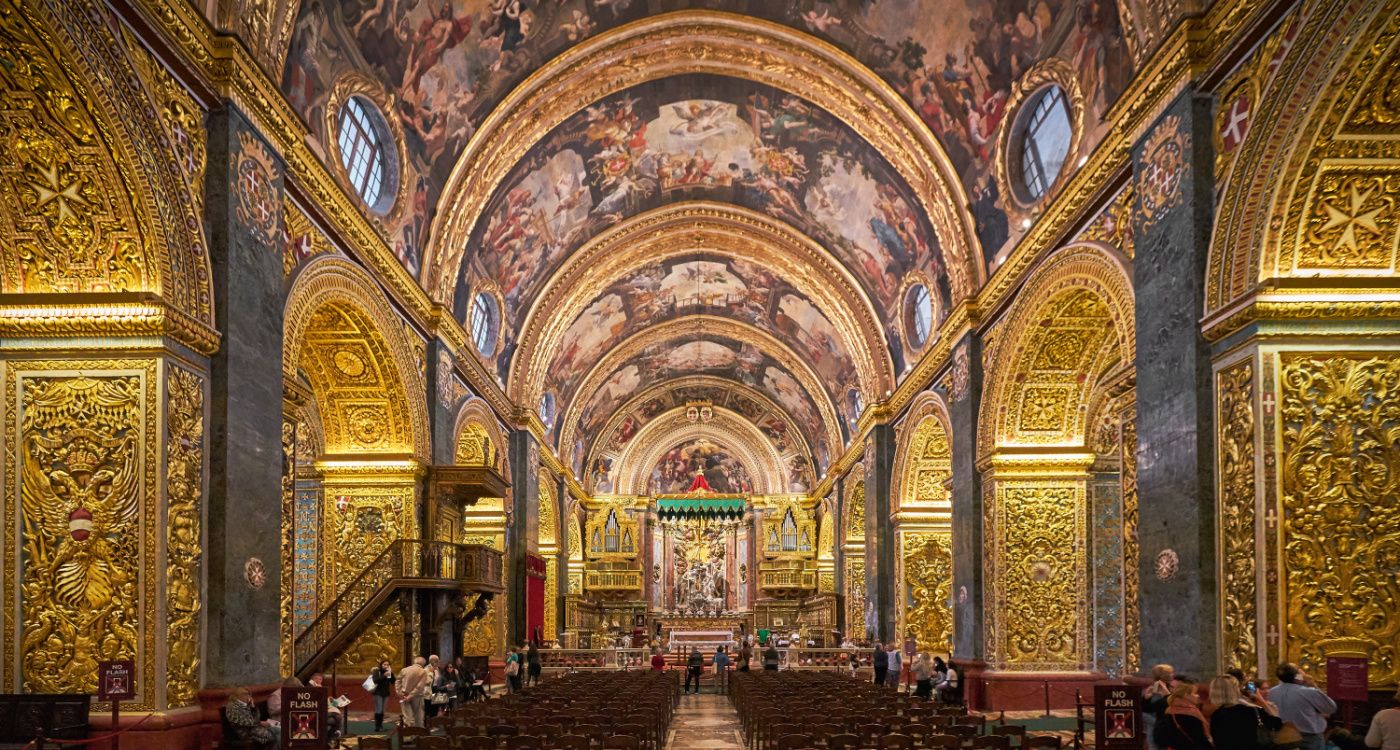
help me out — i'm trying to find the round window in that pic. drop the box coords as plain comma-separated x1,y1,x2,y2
539,392,557,429
905,283,934,348
336,96,398,214
470,292,499,357
1013,85,1073,202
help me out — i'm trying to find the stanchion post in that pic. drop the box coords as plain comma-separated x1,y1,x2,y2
110,698,120,750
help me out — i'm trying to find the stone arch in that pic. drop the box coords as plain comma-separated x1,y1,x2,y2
424,10,981,305
1206,0,1399,321
283,257,429,459
612,406,788,496
979,245,1136,458
0,0,213,332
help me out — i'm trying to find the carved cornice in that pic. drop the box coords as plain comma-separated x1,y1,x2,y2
557,316,844,461
424,11,982,307
614,406,787,495
509,202,894,406
1203,287,1400,342
0,293,220,354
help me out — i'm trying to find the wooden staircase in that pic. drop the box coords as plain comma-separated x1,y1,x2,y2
293,539,503,680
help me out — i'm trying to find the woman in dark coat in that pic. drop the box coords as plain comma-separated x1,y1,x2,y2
370,659,395,731
1208,675,1281,750
1154,679,1215,750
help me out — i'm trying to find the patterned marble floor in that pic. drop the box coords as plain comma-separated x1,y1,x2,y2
667,693,745,750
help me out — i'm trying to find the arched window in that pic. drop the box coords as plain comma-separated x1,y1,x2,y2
470,292,499,356
1017,86,1073,201
336,96,396,213
539,392,557,429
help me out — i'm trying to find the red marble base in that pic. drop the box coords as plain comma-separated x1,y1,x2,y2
978,670,1106,711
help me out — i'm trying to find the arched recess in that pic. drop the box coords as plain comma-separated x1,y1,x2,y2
559,316,844,461
612,406,788,496
453,399,509,475
453,398,511,658
511,202,895,406
0,0,213,331
977,244,1135,676
424,11,981,305
892,392,955,656
1206,0,1399,322
283,257,429,459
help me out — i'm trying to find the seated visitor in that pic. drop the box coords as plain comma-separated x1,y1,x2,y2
651,647,667,671
224,687,276,750
306,673,343,738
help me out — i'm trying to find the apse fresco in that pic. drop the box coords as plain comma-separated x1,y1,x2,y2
458,74,947,378
571,332,830,457
544,254,859,415
286,0,1131,281
648,438,754,495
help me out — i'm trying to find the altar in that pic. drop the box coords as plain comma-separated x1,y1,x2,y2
657,615,749,651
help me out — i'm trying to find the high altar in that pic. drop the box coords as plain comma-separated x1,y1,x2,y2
566,478,834,649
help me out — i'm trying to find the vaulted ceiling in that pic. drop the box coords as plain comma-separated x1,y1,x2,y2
281,0,1135,485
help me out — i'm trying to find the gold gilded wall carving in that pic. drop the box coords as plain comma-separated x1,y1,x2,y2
1280,353,1400,687
5,361,156,702
845,557,867,640
1119,401,1141,674
279,416,295,675
902,532,953,653
337,602,403,671
1216,361,1258,673
845,480,866,543
539,479,556,546
894,410,952,511
164,366,204,707
544,558,558,643
461,532,505,656
991,482,1087,670
585,500,639,562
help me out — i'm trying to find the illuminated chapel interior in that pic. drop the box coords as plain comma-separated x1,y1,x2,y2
1,0,1398,746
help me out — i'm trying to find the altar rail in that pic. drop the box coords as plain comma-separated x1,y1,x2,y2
536,648,652,670
531,647,874,671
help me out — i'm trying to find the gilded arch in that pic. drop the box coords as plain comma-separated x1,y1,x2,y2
453,398,509,475
424,11,981,305
283,257,429,459
613,406,788,496
510,202,895,406
892,392,954,513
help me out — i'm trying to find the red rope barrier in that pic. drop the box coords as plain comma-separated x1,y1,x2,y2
23,712,157,750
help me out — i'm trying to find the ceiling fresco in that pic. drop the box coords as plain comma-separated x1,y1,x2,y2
455,74,947,379
284,0,1131,281
647,437,753,495
568,330,833,464
581,378,818,496
543,253,860,422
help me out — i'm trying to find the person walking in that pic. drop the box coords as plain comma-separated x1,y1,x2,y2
1208,674,1280,750
397,656,431,728
1271,663,1336,750
873,641,888,685
913,653,934,699
763,643,781,671
651,646,667,671
1366,685,1400,750
370,660,395,731
713,646,731,694
739,639,753,672
527,642,542,687
886,643,903,689
1152,678,1214,750
685,648,705,694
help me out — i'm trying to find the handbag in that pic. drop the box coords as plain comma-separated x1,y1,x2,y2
1253,707,1275,748
362,674,377,692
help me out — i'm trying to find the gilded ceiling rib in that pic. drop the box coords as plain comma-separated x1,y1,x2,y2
508,202,895,407
423,10,982,309
611,406,788,496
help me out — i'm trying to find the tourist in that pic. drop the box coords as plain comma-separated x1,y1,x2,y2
224,687,276,750
873,641,888,685
424,655,442,719
651,647,667,671
886,643,902,689
714,646,731,694
266,676,302,718
936,660,960,704
1208,674,1280,749
1144,663,1177,749
370,659,395,731
397,656,431,728
685,648,705,693
913,653,934,699
504,648,521,693
1366,686,1400,749
1152,678,1213,750
763,643,781,671
307,673,343,738
739,639,753,672
1271,663,1337,750
434,664,460,715
527,641,542,687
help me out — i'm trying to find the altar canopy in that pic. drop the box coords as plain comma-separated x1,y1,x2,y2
656,497,747,521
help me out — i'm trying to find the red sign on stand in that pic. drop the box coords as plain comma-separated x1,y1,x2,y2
1326,656,1369,703
1095,684,1144,750
97,660,136,702
280,686,328,749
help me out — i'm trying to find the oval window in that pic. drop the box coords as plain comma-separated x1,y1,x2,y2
906,283,934,348
539,392,557,429
1016,85,1073,202
470,292,499,357
336,96,397,214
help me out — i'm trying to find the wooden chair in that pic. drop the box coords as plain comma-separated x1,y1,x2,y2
415,738,451,750
955,715,986,732
945,725,977,741
1023,737,1062,749
506,735,543,750
489,724,522,739
359,739,392,750
825,734,861,750
857,723,887,743
776,734,814,750
402,726,432,740
554,735,591,750
452,736,497,750
878,733,913,750
901,723,931,745
603,736,640,750
972,736,1012,749
923,736,960,749
431,715,458,730
991,724,1026,747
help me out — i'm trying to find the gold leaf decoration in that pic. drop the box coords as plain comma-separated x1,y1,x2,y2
165,367,203,706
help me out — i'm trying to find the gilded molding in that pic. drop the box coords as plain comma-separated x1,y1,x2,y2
0,294,221,354
164,365,203,707
424,11,982,306
1216,359,1258,673
613,407,788,496
900,531,954,654
891,395,954,517
509,202,894,407
1118,397,1141,674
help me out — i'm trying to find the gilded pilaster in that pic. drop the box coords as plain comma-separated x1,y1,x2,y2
1216,359,1258,674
